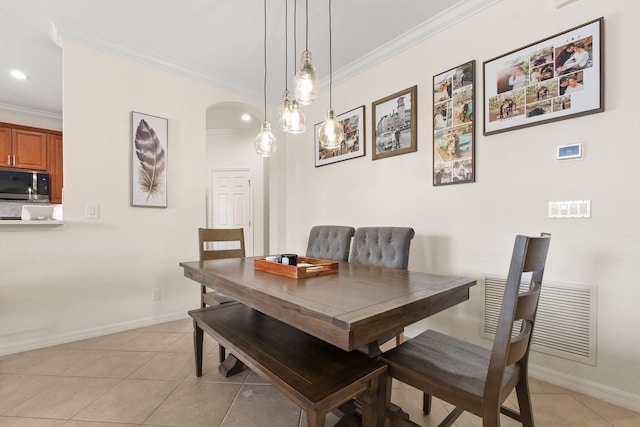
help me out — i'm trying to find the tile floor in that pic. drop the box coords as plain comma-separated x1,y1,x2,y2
1,318,638,426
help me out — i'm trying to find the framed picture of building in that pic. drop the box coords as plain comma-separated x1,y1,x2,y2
371,85,417,160
131,111,168,208
483,17,603,135
433,60,475,186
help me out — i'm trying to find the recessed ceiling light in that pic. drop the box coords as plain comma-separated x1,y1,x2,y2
241,113,251,121
10,70,28,80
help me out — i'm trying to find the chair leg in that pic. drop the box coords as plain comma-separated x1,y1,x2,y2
423,393,432,414
514,377,535,427
193,321,204,377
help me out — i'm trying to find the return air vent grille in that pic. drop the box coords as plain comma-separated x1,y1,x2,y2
482,276,596,365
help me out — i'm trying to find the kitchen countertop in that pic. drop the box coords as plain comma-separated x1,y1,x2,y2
0,219,64,226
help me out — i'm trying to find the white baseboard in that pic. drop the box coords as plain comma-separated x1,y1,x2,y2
529,364,640,413
0,311,189,357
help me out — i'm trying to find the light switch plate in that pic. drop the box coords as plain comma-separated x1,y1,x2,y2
549,200,591,218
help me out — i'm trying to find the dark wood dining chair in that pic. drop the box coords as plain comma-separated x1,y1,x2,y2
380,234,551,427
350,227,415,345
305,225,355,261
198,227,245,363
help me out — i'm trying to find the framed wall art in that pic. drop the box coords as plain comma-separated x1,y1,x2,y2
433,60,475,186
314,105,366,167
132,111,168,208
483,17,603,136
372,85,417,160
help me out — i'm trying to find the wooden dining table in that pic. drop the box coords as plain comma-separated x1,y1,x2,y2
180,257,476,357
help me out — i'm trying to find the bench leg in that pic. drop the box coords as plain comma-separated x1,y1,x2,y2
305,410,326,427
423,392,432,414
193,321,204,377
219,344,226,363
376,373,388,427
358,374,386,427
218,353,245,377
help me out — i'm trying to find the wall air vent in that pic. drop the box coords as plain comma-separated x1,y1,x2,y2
482,276,596,366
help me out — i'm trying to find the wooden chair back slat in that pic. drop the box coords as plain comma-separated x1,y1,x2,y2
198,228,245,261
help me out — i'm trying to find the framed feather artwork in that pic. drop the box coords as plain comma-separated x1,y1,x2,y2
131,112,168,207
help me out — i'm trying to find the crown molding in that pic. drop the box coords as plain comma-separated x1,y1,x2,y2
0,102,63,121
553,0,579,8
50,21,259,103
49,0,501,104
323,0,501,91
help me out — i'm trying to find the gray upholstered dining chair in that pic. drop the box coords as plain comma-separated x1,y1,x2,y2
380,234,551,427
349,227,415,345
349,227,415,270
305,225,356,262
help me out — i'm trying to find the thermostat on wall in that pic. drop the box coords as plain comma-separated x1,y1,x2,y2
557,143,582,160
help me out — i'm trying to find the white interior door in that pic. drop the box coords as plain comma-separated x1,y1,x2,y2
209,169,253,256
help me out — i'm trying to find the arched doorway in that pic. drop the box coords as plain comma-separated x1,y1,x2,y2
205,101,266,256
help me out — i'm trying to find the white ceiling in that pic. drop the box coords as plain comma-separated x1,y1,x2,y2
0,0,498,125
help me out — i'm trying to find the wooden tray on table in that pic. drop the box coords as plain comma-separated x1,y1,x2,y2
254,256,339,279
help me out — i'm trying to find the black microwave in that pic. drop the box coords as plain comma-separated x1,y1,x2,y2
0,168,50,201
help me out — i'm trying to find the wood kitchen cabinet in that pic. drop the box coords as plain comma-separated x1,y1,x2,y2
0,126,11,168
0,122,63,203
1,126,48,170
47,133,63,204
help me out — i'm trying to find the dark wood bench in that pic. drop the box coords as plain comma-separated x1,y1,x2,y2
189,303,387,427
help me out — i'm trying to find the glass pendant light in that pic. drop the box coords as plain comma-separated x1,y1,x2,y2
277,89,292,131
317,0,344,150
293,0,317,105
255,121,277,156
285,0,305,133
287,99,305,133
255,0,277,156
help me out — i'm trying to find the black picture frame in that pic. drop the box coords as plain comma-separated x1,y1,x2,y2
433,60,475,186
483,17,603,135
314,105,366,167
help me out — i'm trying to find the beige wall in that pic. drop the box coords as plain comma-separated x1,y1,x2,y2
0,41,266,354
283,0,640,408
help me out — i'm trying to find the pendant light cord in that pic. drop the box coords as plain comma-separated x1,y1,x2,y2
305,0,309,51
329,0,333,108
263,0,267,122
284,0,288,89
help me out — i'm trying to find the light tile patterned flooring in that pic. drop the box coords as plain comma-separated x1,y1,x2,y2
1,318,638,426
